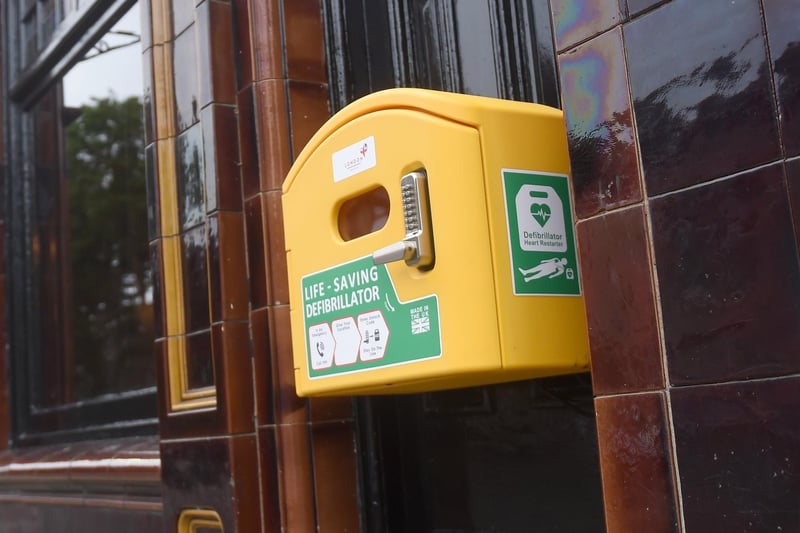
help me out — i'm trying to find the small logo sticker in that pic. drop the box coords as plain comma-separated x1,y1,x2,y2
332,136,377,182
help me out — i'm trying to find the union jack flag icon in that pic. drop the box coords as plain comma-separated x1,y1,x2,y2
411,317,430,334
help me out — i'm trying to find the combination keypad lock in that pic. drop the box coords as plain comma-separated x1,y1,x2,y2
372,170,435,269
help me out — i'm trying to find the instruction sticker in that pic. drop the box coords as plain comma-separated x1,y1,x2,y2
502,169,580,296
301,256,441,378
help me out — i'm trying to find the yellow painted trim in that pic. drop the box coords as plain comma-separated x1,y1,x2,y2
161,236,184,336
157,139,179,237
152,44,176,141
148,6,216,412
167,337,217,411
177,509,223,533
149,0,172,46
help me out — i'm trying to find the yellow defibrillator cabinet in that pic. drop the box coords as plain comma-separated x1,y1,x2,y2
282,88,589,396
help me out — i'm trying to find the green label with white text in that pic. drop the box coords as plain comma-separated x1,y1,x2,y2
302,256,441,378
502,169,581,296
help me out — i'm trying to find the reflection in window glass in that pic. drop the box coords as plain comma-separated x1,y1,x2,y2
31,2,154,404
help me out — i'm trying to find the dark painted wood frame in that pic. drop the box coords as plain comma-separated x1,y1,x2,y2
2,0,158,446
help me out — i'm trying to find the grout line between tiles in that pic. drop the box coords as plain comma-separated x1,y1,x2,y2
757,0,786,159
648,159,785,201
644,197,688,533
575,200,644,225
593,371,800,402
253,410,267,533
159,432,257,445
640,140,688,533
621,16,687,528
555,22,622,55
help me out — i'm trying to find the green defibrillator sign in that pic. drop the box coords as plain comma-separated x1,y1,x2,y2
502,169,581,296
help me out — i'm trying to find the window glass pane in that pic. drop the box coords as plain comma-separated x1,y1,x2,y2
31,2,153,405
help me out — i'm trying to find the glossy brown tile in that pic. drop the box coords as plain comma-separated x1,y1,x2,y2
245,195,268,308
207,214,222,322
283,0,326,82
308,396,353,423
176,123,205,230
154,338,170,427
186,329,215,390
625,0,781,195
172,24,200,132
595,392,677,533
216,211,249,321
254,79,291,191
787,158,800,248
142,51,156,146
275,423,316,532
231,0,254,86
257,426,281,533
181,223,211,333
196,0,237,108
251,307,274,425
228,433,262,532
264,191,289,306
625,0,667,16
0,504,163,533
287,80,330,161
551,0,623,52
559,27,641,218
672,377,800,532
0,503,40,531
270,305,307,424
650,164,800,385
0,278,7,450
161,435,261,532
237,87,259,199
245,195,268,309
212,321,254,434
763,0,800,156
577,206,662,394
150,241,165,340
145,143,159,240
207,212,248,323
172,0,194,38
201,104,241,214
250,0,284,81
310,421,360,532
139,0,153,51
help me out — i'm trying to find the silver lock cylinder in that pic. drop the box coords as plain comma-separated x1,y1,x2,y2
372,170,435,270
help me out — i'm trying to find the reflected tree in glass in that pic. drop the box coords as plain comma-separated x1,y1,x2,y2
65,95,155,400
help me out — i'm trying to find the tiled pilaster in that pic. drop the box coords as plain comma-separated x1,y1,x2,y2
232,0,361,530
148,0,258,530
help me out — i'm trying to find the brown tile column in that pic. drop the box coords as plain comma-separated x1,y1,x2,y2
233,0,361,531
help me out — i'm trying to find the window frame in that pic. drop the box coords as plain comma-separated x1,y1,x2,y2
2,0,157,446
